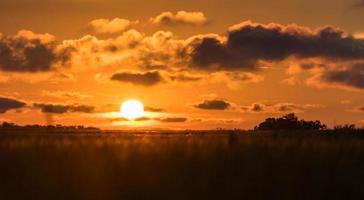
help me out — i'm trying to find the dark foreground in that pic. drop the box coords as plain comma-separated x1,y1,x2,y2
1,131,364,200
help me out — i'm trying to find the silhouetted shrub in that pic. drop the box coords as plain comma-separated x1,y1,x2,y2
334,124,356,131
255,113,326,131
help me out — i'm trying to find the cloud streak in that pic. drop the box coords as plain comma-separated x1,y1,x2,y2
34,103,95,114
0,97,26,113
144,106,165,112
155,117,187,123
111,71,163,86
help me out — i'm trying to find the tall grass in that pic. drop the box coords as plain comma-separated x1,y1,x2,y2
1,131,364,199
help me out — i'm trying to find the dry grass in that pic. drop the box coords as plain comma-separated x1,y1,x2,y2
1,131,364,200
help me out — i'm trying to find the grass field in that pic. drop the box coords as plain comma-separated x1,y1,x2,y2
1,131,364,200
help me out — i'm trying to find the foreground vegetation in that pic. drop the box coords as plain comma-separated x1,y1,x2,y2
1,129,364,200
0,122,100,134
1,114,364,199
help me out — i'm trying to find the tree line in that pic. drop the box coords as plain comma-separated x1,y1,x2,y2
0,122,100,134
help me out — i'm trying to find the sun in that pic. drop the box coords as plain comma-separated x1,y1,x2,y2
120,99,145,120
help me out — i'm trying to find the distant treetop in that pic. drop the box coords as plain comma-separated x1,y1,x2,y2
255,113,327,131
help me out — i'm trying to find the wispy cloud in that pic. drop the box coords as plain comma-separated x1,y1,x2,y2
150,11,208,26
88,18,138,34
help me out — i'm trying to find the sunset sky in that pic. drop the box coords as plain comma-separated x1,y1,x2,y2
1,0,364,129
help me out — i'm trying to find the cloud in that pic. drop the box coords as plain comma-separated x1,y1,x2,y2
41,90,92,100
301,61,364,90
59,30,187,72
190,21,364,71
110,70,163,86
321,63,364,89
194,99,231,110
144,106,165,112
169,73,202,82
150,11,208,26
241,102,322,113
250,103,264,112
348,105,364,113
88,18,138,34
134,117,152,121
0,30,72,72
281,76,299,86
0,96,26,113
44,20,364,83
51,20,364,90
352,0,364,7
226,72,264,82
34,103,95,114
277,103,310,112
155,117,187,123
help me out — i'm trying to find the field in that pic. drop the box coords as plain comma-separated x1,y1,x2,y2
1,130,364,200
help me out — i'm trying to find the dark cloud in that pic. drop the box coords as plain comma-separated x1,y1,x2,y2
0,32,72,72
252,103,264,112
144,106,165,112
242,103,265,112
34,103,95,114
111,71,163,86
0,97,26,113
156,117,187,123
71,105,95,113
321,63,364,89
195,100,230,110
190,21,364,71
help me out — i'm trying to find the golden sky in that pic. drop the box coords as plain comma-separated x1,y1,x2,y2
1,0,364,129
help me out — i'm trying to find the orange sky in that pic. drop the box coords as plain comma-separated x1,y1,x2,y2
1,0,364,129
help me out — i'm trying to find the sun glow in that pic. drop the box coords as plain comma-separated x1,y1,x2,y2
120,99,145,120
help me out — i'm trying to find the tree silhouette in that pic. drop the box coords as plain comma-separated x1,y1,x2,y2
255,113,326,131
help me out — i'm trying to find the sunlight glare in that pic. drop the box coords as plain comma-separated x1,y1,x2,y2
120,99,145,120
